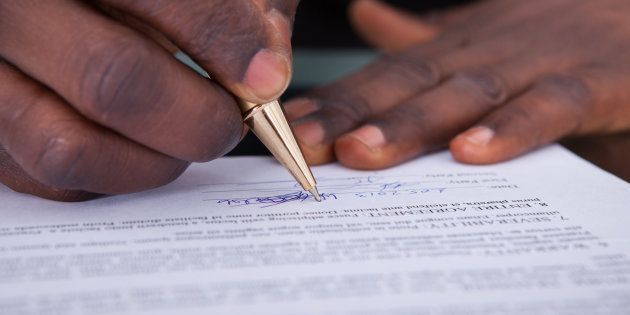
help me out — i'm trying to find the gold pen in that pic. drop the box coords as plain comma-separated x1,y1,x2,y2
238,100,321,202
174,52,318,200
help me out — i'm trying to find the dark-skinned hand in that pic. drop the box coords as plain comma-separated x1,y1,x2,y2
0,0,298,201
285,0,630,170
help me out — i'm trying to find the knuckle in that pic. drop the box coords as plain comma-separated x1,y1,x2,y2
33,127,88,189
453,69,510,105
496,105,535,130
538,73,593,105
334,93,373,122
510,106,544,146
536,73,595,123
372,105,429,142
80,38,164,123
383,53,441,86
490,103,547,147
314,94,374,132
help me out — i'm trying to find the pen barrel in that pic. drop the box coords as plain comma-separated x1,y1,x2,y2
241,100,317,191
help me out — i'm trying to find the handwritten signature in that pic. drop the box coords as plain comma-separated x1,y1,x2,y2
214,183,448,207
217,191,338,207
201,175,482,207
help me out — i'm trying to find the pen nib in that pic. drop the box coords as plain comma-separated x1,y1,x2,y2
309,187,322,202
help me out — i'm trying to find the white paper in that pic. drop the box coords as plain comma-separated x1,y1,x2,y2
1,145,629,315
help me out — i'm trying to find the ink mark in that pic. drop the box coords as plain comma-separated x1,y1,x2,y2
203,175,487,207
216,191,338,208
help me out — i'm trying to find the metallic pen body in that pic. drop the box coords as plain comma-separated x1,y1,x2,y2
239,100,321,201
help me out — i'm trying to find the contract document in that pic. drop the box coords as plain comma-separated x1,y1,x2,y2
1,145,629,315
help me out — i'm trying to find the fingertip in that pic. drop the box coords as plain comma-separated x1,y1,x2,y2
242,49,291,102
292,121,334,165
450,126,506,164
300,141,335,166
335,125,392,170
293,121,325,147
449,136,486,164
335,135,379,170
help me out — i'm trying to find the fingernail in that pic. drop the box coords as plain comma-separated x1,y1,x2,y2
348,125,386,151
284,98,319,121
292,121,325,147
462,126,494,146
244,49,290,101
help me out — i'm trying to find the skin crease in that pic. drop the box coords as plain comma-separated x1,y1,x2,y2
2,0,629,201
285,0,630,170
0,0,299,202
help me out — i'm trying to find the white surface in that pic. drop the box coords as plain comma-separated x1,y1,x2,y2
1,145,629,314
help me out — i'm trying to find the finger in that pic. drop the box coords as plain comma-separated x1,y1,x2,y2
450,73,596,164
0,59,189,196
349,0,440,51
348,0,487,51
334,57,549,170
100,0,299,102
0,146,100,202
94,4,180,54
287,53,443,164
287,39,524,165
0,1,243,162
286,36,468,121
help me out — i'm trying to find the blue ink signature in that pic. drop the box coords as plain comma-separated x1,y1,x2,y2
204,175,483,207
217,191,338,207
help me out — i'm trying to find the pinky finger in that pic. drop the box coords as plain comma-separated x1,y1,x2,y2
0,146,98,201
450,74,594,164
0,61,189,198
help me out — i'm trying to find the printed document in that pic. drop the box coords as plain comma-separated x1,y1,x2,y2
1,145,629,314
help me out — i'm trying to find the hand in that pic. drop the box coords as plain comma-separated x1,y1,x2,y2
0,0,298,201
285,0,630,169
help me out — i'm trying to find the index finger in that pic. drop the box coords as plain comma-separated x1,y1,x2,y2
0,1,244,162
101,0,299,103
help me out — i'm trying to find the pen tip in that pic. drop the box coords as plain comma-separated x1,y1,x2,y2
309,187,321,202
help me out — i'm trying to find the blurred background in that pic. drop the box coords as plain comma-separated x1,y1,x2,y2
230,0,470,155
214,0,629,181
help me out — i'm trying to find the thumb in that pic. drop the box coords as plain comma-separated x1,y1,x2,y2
98,0,299,103
349,0,440,51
